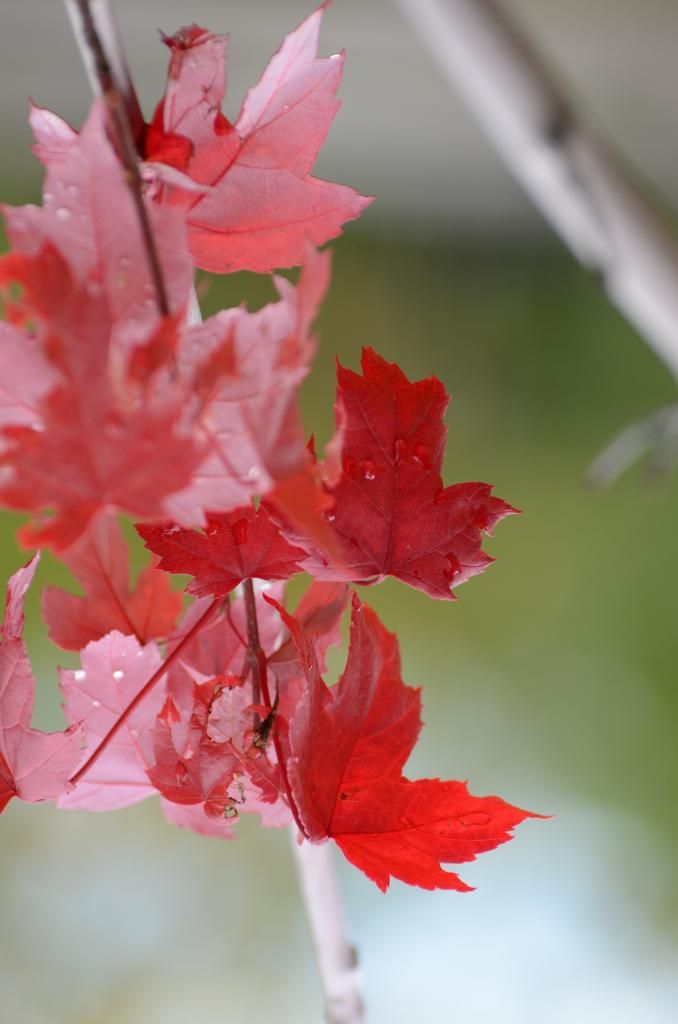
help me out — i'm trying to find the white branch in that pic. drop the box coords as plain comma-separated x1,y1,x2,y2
395,0,678,382
291,834,364,1024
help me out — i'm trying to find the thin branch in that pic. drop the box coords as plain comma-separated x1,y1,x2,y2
291,835,364,1024
241,579,308,838
70,598,220,785
64,0,170,317
63,0,144,139
587,403,678,485
394,0,678,382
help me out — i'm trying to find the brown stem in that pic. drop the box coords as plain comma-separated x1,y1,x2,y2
70,598,220,785
242,579,308,838
66,0,170,318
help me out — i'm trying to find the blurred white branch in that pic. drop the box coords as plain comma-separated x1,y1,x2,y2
395,0,678,383
291,835,364,1024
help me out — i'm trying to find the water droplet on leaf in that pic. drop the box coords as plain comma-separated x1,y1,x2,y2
413,443,431,470
394,438,407,464
444,555,460,580
232,518,249,544
112,669,124,681
458,811,492,827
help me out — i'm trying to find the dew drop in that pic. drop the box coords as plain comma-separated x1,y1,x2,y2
413,442,431,470
43,191,54,204
74,669,86,682
55,207,71,221
232,518,249,545
112,669,124,681
360,459,376,481
444,554,461,580
65,184,80,198
246,466,260,481
394,438,407,464
326,512,336,522
458,811,492,827
91,699,101,708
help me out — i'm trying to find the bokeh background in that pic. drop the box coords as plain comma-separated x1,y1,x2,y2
2,2,678,1021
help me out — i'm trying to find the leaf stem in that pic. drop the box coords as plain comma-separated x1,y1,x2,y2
64,0,171,318
242,578,308,838
69,597,220,785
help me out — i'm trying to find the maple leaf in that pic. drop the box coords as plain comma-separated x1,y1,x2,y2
6,102,192,352
275,348,517,600
145,5,372,272
159,796,236,839
137,504,306,599
0,321,59,445
273,593,534,891
146,677,279,822
59,631,167,811
0,555,84,813
42,512,181,650
162,246,331,519
268,580,348,684
0,243,232,549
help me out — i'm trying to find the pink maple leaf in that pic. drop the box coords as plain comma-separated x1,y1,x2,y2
59,631,167,811
145,5,372,272
0,555,84,813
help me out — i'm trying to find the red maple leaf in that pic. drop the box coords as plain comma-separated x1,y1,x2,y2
275,348,517,600
42,513,181,650
144,5,372,272
137,504,307,598
0,555,84,813
273,593,534,891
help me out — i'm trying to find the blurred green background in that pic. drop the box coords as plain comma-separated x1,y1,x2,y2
3,2,678,1022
